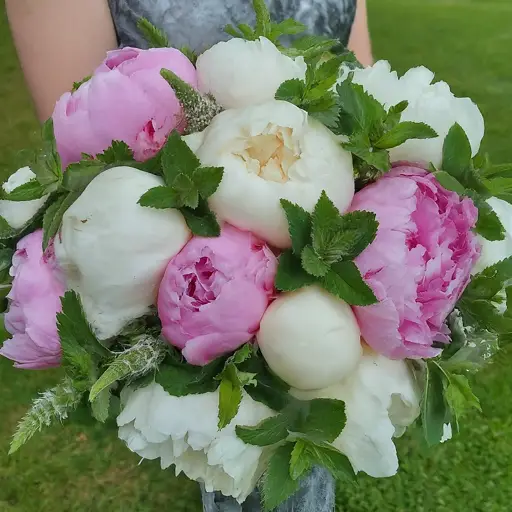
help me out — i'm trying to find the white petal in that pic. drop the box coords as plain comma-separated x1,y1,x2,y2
55,166,190,339
441,423,453,443
198,101,354,248
197,37,306,109
258,286,362,390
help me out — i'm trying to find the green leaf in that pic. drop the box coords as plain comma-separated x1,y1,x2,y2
42,191,80,249
384,100,409,129
72,75,92,92
343,134,391,173
90,387,112,423
301,440,355,482
89,336,165,402
33,120,62,190
464,257,512,301
261,444,301,511
181,198,221,237
193,166,224,199
374,121,438,150
136,17,170,47
321,261,378,306
0,216,16,239
275,250,316,292
253,0,272,37
218,378,243,429
280,199,312,255
236,413,289,447
432,171,466,195
442,123,472,177
444,373,481,421
229,344,255,366
1,179,45,201
301,246,330,277
473,196,506,241
62,160,105,192
294,399,347,443
289,439,312,480
270,18,306,39
161,131,202,185
138,186,180,209
172,173,199,209
275,79,306,104
286,35,339,60
97,140,134,164
421,361,449,446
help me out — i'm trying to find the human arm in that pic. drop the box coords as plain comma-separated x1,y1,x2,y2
6,0,118,121
348,0,373,67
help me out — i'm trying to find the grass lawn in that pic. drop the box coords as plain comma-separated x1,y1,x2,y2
1,0,512,510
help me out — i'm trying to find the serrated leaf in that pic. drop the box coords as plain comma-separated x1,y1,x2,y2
72,75,91,92
301,246,330,277
343,134,391,173
161,131,201,185
91,387,112,423
321,261,377,306
218,378,243,429
253,0,272,37
302,440,355,482
458,297,512,334
444,373,481,420
464,257,512,301
421,362,449,446
89,337,164,402
229,343,254,365
442,123,472,177
270,18,306,39
261,444,300,511
33,120,62,189
181,198,221,237
136,17,170,47
172,173,199,209
42,192,80,249
97,140,134,164
374,121,438,150
294,398,347,443
473,196,505,241
275,250,316,292
280,199,312,255
432,171,466,195
62,160,105,192
236,414,289,447
384,100,409,129
289,439,311,480
0,216,16,239
138,186,180,209
275,79,306,104
2,179,45,201
287,35,339,60
192,166,224,199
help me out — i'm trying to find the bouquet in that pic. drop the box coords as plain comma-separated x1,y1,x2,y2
2,2,511,509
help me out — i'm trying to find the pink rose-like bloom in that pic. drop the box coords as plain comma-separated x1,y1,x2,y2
0,230,65,369
351,165,481,359
53,47,197,167
158,225,278,366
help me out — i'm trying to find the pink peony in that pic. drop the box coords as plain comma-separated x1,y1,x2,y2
53,47,197,167
0,230,65,369
350,164,481,359
158,225,277,366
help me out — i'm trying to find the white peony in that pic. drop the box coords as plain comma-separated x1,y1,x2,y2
257,286,362,390
339,60,484,166
117,383,275,503
196,37,306,109
195,100,354,248
293,347,420,477
54,166,190,340
0,167,48,229
472,197,512,274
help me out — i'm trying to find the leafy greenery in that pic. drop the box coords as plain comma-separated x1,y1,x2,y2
276,193,378,305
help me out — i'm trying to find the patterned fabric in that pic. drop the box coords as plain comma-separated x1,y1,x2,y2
200,466,335,512
108,0,357,53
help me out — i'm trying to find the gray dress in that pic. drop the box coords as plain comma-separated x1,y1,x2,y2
107,1,356,510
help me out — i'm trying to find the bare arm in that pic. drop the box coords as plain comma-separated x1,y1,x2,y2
348,0,373,67
6,0,117,121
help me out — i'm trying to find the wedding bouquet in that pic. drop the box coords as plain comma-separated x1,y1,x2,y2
2,2,512,509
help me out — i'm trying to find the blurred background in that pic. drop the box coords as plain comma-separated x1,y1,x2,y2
1,0,512,510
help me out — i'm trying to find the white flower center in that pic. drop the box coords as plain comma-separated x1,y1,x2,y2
236,125,300,183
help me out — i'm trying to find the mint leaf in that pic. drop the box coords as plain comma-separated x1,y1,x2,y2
383,100,409,129
236,414,289,447
161,131,201,185
181,198,221,237
218,378,243,429
261,444,301,511
275,79,306,104
137,17,170,47
294,398,347,443
62,160,105,192
473,196,505,241
275,250,316,292
301,246,330,277
172,173,199,209
442,123,472,177
432,171,466,195
421,361,449,446
193,166,224,199
374,121,437,150
301,440,355,482
138,186,180,209
289,439,312,480
321,261,377,306
97,140,134,164
42,191,80,249
280,199,312,255
343,134,391,173
2,179,45,201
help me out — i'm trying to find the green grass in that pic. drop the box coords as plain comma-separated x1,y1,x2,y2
1,0,512,510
